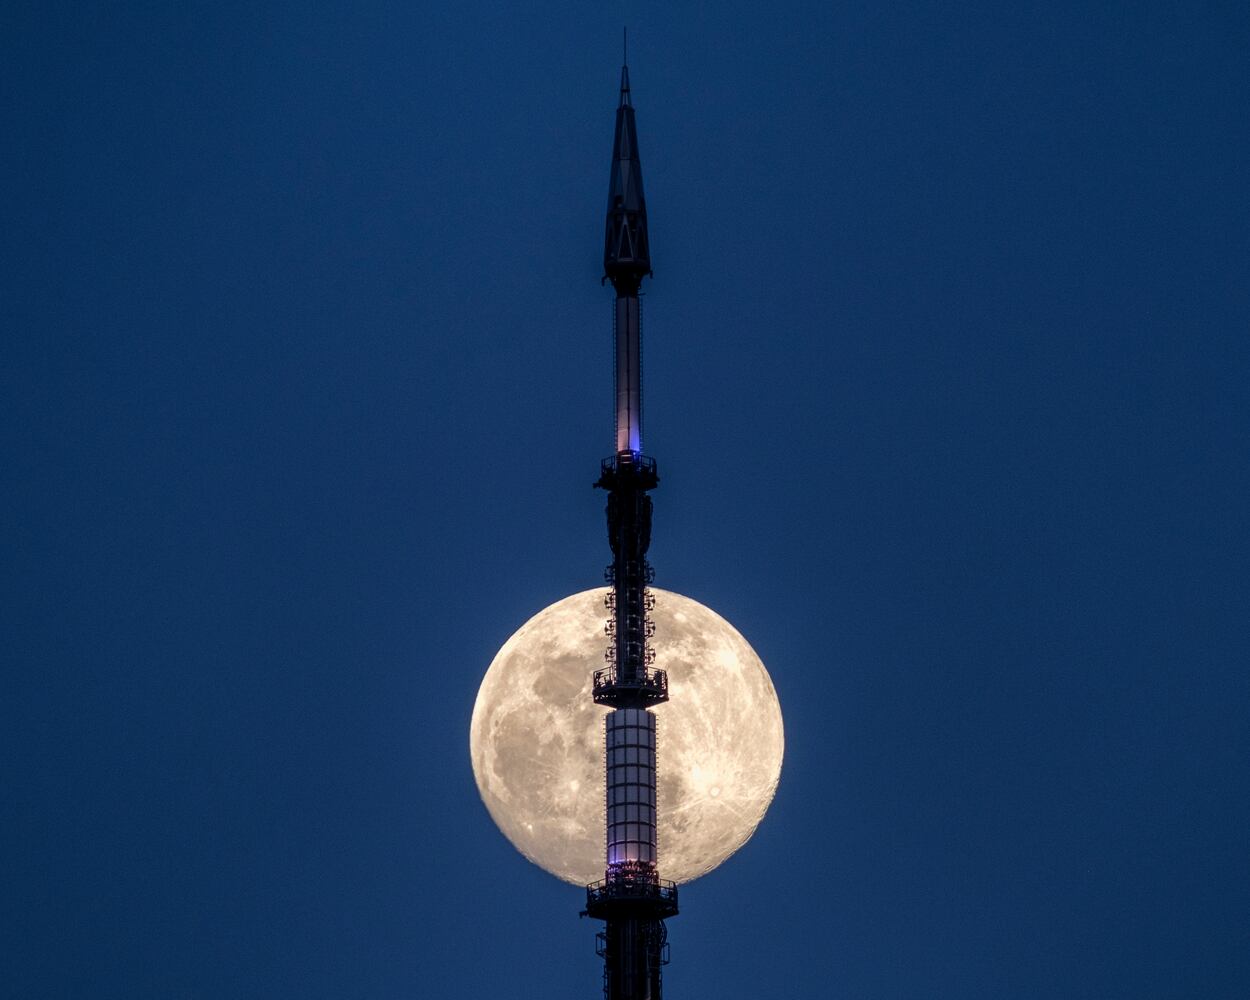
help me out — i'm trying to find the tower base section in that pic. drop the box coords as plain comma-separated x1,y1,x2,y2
595,917,669,1000
586,875,678,1000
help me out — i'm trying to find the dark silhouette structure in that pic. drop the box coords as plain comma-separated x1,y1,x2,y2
582,63,678,1000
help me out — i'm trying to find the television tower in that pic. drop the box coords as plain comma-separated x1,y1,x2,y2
582,60,679,1000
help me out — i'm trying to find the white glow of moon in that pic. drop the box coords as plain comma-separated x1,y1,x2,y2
470,588,784,886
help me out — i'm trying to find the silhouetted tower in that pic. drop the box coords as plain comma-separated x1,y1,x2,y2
583,62,678,1000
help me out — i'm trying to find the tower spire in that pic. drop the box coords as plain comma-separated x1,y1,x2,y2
622,26,630,104
604,53,650,295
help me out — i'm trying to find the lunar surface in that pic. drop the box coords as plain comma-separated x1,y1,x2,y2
470,588,784,886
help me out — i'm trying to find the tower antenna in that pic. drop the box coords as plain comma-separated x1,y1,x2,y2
587,57,674,1000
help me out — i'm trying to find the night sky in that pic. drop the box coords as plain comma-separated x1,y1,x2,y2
4,2,1248,998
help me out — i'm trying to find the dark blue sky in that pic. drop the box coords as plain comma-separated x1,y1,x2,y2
4,2,1248,998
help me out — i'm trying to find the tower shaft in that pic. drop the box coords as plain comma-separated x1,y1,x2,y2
614,295,642,456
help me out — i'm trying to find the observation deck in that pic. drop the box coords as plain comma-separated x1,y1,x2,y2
595,451,658,491
585,874,679,921
592,667,669,707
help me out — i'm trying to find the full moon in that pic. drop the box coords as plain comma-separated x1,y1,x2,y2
470,588,783,886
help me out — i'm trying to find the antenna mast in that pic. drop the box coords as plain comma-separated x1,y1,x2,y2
584,54,678,1000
